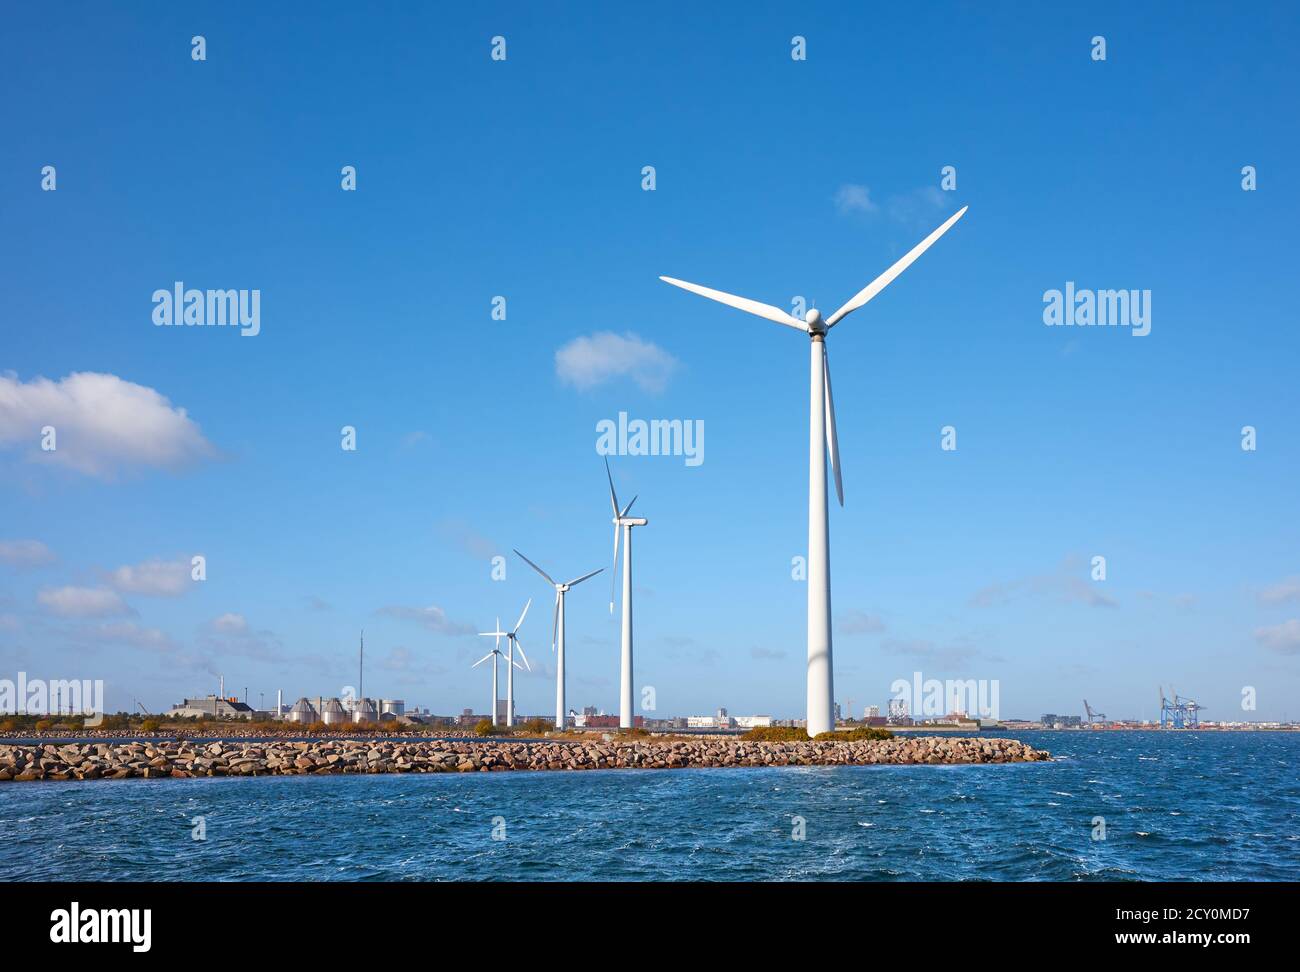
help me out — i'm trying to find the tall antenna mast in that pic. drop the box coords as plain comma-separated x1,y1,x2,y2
359,629,364,709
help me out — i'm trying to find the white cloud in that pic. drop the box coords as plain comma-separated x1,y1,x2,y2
838,610,885,635
37,585,133,618
970,557,1118,610
199,612,287,663
104,557,193,596
555,332,679,393
208,612,249,634
886,185,946,224
0,539,56,569
79,620,177,653
834,183,878,215
0,371,216,479
1259,576,1300,606
1255,619,1300,655
377,604,475,636
834,184,949,226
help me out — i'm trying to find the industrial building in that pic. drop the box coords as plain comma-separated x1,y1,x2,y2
1040,713,1082,728
166,695,255,720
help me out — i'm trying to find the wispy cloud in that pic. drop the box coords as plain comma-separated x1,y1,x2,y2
37,585,133,619
833,184,950,227
77,619,178,653
1259,576,1300,606
376,604,476,637
103,556,193,597
886,185,946,225
838,610,885,635
199,612,286,663
751,646,786,661
555,331,679,393
0,538,56,569
833,183,878,215
970,556,1117,610
1255,619,1300,655
881,633,1004,670
0,371,216,479
436,519,498,561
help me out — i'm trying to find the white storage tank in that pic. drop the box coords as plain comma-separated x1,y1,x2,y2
288,698,317,724
353,698,378,723
380,699,404,718
320,698,348,725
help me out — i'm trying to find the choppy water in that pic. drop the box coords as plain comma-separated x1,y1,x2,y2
4,731,1297,881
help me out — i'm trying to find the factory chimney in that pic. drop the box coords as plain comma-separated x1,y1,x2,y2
359,629,364,712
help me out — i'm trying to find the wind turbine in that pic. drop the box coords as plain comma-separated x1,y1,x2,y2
605,458,648,729
471,628,506,727
660,206,968,736
480,600,533,728
514,549,602,730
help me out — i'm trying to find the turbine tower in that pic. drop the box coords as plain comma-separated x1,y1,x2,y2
471,634,506,726
660,206,968,736
514,550,602,730
606,458,648,729
479,600,532,728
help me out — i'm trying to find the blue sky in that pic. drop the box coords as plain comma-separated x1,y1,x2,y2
2,2,1298,722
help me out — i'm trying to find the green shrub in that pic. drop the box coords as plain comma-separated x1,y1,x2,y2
521,718,551,734
140,719,160,732
474,719,497,736
742,726,810,742
742,725,894,742
813,726,893,741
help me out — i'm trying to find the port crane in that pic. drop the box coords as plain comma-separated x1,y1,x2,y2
1083,699,1106,726
1158,685,1202,728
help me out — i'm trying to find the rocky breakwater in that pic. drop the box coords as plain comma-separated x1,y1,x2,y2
0,735,1049,782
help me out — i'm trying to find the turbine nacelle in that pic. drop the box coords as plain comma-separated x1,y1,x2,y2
804,307,825,333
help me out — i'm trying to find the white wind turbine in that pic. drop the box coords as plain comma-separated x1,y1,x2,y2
514,549,602,730
660,206,968,736
479,600,533,728
605,458,647,729
470,631,506,727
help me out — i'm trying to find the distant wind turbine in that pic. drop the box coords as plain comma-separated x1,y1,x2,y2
480,600,532,728
605,458,647,729
659,206,968,736
471,629,506,727
514,550,602,730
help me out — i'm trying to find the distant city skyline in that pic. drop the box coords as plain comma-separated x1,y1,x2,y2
2,5,1298,723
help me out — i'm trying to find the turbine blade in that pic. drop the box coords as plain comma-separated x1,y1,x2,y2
471,652,495,668
605,456,620,517
825,206,968,327
620,495,638,518
514,549,556,586
513,598,531,634
824,350,844,506
660,276,807,331
512,658,526,671
515,640,531,672
565,567,604,588
551,593,560,650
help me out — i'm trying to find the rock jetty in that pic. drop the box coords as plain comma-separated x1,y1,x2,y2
0,735,1048,782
